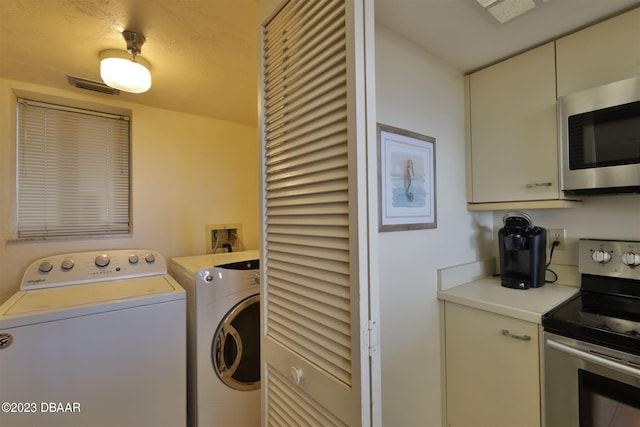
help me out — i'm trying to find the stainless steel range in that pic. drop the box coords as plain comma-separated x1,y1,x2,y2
542,239,640,427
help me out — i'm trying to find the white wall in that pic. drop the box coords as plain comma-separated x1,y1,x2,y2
0,78,259,303
374,25,493,427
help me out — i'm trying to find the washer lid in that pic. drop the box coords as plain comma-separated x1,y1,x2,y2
0,276,184,327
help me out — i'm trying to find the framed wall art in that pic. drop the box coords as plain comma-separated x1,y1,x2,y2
377,123,437,231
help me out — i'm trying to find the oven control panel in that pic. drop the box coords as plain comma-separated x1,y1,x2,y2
579,239,640,280
20,249,167,291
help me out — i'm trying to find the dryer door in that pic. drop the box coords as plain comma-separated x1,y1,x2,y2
212,294,260,390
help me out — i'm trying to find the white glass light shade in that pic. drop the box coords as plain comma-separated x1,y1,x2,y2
100,50,152,94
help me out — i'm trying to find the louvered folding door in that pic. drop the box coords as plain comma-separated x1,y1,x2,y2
260,0,373,425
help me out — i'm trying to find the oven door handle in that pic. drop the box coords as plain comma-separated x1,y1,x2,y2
547,338,640,379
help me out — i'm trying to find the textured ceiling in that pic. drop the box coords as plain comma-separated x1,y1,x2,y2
0,0,259,125
1,1,637,126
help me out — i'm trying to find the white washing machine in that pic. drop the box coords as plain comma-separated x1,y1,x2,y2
0,249,186,427
168,250,260,427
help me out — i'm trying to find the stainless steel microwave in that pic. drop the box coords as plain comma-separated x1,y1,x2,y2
559,76,640,195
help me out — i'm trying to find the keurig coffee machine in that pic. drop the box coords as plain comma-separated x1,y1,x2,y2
498,211,546,289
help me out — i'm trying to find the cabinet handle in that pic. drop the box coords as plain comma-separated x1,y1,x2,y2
502,329,531,341
526,182,552,188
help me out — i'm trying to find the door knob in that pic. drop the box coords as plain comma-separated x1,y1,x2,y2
290,366,303,385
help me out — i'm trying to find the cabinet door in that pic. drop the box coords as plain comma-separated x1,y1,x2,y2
445,302,540,427
468,43,558,203
557,8,640,97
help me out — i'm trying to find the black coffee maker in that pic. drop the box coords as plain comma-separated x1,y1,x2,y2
498,211,547,289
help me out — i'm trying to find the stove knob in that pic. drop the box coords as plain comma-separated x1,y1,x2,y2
591,250,611,264
95,254,110,268
38,260,53,273
621,252,640,267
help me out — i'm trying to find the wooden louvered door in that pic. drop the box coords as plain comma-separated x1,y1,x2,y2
260,0,376,426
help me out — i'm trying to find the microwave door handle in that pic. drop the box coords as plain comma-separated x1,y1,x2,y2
546,338,640,379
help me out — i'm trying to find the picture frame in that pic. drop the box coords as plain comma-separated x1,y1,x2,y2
377,123,437,231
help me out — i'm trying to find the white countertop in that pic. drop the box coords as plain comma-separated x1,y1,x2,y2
437,276,579,324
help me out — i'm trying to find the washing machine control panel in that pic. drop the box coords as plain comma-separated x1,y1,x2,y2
20,249,167,291
202,270,260,287
198,258,260,299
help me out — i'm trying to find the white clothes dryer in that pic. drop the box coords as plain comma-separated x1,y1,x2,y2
169,250,260,427
0,249,186,427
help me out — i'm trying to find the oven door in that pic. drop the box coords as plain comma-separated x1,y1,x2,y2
544,332,640,427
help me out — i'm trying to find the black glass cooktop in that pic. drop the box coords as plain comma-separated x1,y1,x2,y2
543,290,640,357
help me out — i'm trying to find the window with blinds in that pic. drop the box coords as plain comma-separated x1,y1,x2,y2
16,99,131,238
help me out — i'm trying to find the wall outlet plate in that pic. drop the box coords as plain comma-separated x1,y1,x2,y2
205,223,243,254
548,228,566,251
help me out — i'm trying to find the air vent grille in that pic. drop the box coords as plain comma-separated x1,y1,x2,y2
67,75,120,95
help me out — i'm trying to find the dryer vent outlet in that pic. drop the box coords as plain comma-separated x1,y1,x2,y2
206,223,242,254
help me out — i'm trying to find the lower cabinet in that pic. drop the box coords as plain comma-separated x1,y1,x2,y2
444,302,541,427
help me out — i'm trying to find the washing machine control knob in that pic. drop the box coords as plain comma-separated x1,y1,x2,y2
95,254,110,268
204,274,213,283
0,333,13,349
145,253,156,263
252,272,260,285
128,254,139,264
38,261,54,273
61,259,75,270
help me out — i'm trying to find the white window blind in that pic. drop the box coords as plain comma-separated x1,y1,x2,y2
17,98,131,238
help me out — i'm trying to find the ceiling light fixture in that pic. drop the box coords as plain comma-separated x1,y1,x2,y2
100,31,151,94
476,0,542,24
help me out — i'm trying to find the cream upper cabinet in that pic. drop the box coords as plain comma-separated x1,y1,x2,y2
444,302,541,427
556,8,640,97
467,42,560,204
465,8,638,209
